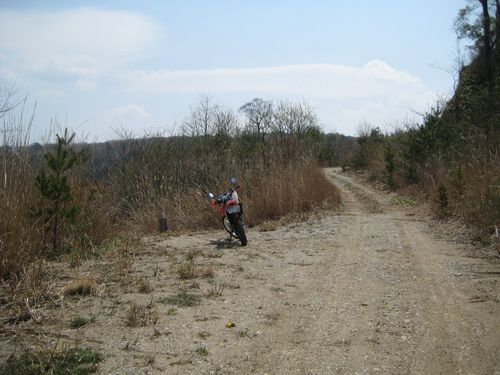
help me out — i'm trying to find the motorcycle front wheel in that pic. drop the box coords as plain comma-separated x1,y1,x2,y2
222,217,238,238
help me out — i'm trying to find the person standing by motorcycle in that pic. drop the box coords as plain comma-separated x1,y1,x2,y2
218,177,247,245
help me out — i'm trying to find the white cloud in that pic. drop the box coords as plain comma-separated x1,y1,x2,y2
122,61,428,98
111,104,151,119
121,61,438,135
0,8,161,58
0,8,162,89
76,78,97,91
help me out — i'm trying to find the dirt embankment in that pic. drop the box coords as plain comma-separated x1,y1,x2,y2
1,168,499,374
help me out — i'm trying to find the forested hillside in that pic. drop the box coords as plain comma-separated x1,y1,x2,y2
349,0,499,241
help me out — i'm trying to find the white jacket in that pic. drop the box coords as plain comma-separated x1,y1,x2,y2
225,190,240,214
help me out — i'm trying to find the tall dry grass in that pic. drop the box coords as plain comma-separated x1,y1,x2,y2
428,158,500,242
0,98,42,280
243,161,340,224
113,152,340,233
0,125,113,281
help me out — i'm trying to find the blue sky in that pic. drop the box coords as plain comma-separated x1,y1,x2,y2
0,1,468,141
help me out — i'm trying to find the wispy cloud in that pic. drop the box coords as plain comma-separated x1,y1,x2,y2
111,104,151,119
0,8,162,89
122,60,430,99
121,61,438,134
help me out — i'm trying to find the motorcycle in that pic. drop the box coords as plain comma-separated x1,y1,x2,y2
208,191,247,246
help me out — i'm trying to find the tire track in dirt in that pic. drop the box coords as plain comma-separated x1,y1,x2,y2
233,169,500,374
331,169,500,374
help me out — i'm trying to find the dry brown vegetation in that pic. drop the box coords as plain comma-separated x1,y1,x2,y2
0,91,341,346
63,277,97,296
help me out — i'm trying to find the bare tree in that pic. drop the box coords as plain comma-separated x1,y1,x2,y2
239,98,273,165
272,100,317,137
213,106,239,137
239,98,273,142
0,85,19,119
182,93,217,139
1,87,35,193
272,100,319,162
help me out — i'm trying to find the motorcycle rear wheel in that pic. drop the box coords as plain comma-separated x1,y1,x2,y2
235,220,247,246
222,216,247,246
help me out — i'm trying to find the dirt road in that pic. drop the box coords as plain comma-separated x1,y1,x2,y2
2,168,499,374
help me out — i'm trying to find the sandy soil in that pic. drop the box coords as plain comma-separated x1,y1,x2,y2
1,168,499,374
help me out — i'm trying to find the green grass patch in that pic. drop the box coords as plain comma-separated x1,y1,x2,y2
70,316,92,329
196,345,209,356
157,291,201,307
166,307,177,315
392,196,417,207
1,347,101,375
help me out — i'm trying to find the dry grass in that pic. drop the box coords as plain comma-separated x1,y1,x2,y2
0,261,57,324
201,282,225,297
125,301,158,327
113,241,136,282
177,259,195,279
0,139,42,280
264,310,281,325
425,160,500,242
137,277,153,293
177,259,215,280
197,265,215,278
244,161,341,226
63,277,97,296
258,221,280,232
112,147,341,234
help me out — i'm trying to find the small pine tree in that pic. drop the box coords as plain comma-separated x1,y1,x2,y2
384,143,396,190
35,129,84,253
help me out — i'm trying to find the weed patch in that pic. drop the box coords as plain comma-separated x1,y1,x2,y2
166,307,177,315
177,260,195,279
158,291,201,307
177,260,215,279
202,282,225,298
392,196,417,207
137,277,153,293
1,346,101,375
70,315,93,329
196,345,209,356
198,331,211,339
125,302,158,327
